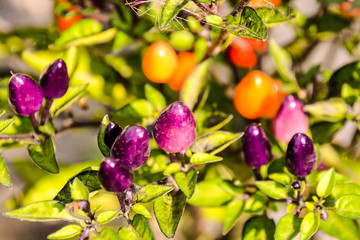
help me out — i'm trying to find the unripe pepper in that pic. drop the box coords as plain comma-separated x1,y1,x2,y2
8,74,44,116
104,121,122,149
242,123,271,168
98,157,133,192
152,101,196,154
286,133,317,177
111,125,150,169
39,59,69,99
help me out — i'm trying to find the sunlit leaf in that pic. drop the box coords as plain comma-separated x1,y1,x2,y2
160,0,190,29
133,184,174,203
48,224,82,239
154,191,186,238
190,152,223,165
5,200,76,221
191,131,243,155
54,168,101,203
223,199,244,234
275,214,301,240
174,168,198,198
334,195,360,219
50,84,88,117
300,212,320,240
97,114,111,157
242,215,275,240
28,137,58,174
0,155,10,187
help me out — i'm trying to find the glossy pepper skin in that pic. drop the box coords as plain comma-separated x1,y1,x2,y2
39,59,69,99
273,95,309,143
104,122,123,149
152,101,196,153
110,125,150,169
98,158,133,192
242,123,271,168
286,133,317,177
8,74,44,116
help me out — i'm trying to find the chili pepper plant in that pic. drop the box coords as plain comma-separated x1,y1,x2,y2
1,0,360,239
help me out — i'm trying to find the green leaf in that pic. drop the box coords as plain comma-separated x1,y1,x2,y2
243,191,267,213
255,7,295,27
0,155,10,187
174,168,198,198
64,46,78,77
163,163,181,175
55,18,103,46
54,168,101,204
98,228,120,240
154,191,187,238
160,0,190,29
304,99,348,122
38,121,55,136
223,199,244,234
269,39,297,84
242,215,275,240
268,173,292,186
205,15,223,26
118,214,154,240
144,84,166,112
300,212,320,240
190,152,223,165
226,7,267,40
191,131,242,155
0,118,14,133
334,195,360,219
71,177,89,201
255,181,288,200
132,204,152,219
65,28,117,48
329,61,360,97
316,168,335,198
180,60,210,111
28,137,59,174
133,184,174,203
5,200,75,221
275,214,302,240
97,114,111,157
50,84,88,117
47,224,82,239
113,99,156,119
97,210,119,224
320,210,359,240
188,179,241,207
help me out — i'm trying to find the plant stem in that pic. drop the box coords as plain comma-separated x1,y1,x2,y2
41,99,53,125
30,114,39,133
117,192,126,215
170,152,177,163
230,0,251,17
0,133,35,141
192,0,216,15
254,167,262,180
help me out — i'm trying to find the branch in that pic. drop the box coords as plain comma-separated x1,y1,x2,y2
0,133,35,141
230,0,251,17
192,0,216,15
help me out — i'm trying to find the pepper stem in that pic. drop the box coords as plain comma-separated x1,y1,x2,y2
254,167,262,180
30,114,39,133
170,152,177,163
41,99,53,125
